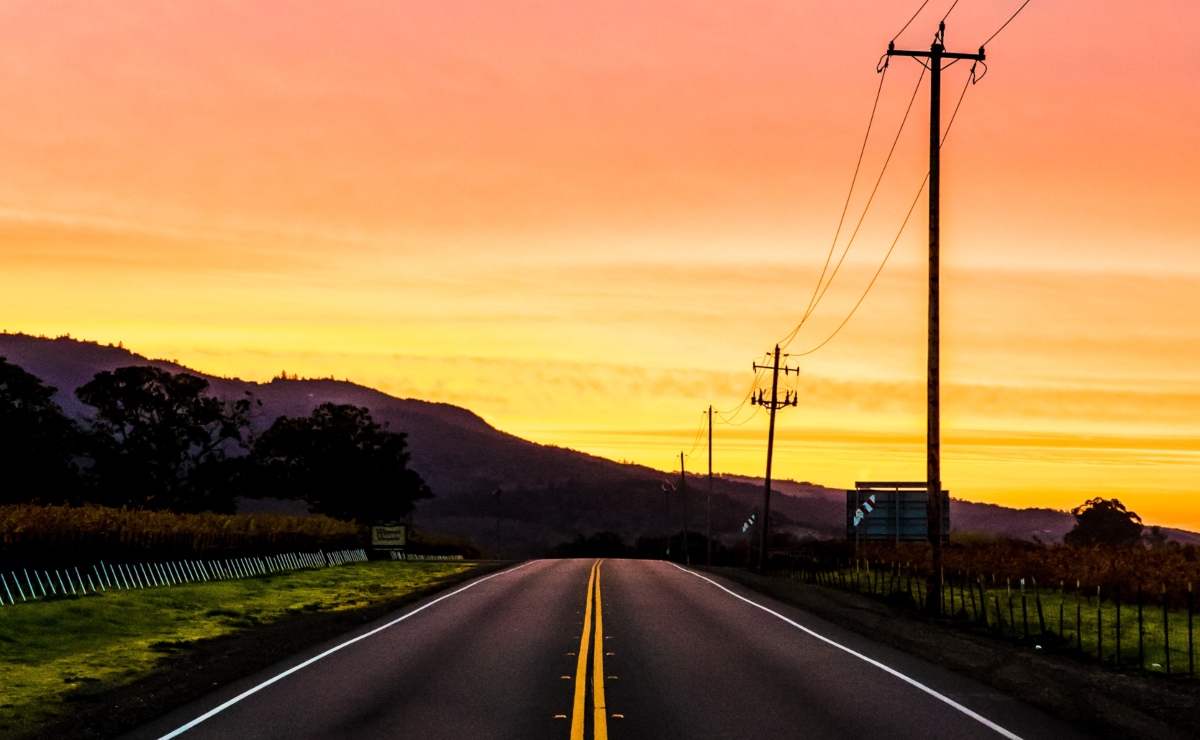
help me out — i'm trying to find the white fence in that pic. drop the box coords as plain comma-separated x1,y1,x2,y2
0,548,368,606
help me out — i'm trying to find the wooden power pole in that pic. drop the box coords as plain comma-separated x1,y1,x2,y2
751,345,798,574
707,405,713,566
887,22,984,614
679,452,690,566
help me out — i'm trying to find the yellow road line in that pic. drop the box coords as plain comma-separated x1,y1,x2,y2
592,561,608,740
570,561,599,740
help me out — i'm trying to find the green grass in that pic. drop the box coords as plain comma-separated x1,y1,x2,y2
788,567,1199,675
0,561,476,737
970,583,1196,673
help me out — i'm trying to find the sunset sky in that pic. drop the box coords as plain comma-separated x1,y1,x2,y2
2,0,1199,529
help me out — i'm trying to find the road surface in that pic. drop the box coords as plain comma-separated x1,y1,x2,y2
125,559,1091,740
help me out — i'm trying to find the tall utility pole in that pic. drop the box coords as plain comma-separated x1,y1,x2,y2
707,405,714,566
887,23,984,614
660,480,673,559
679,452,691,565
750,345,798,574
492,488,502,560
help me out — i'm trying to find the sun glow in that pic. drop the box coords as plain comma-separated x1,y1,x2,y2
2,1,1199,528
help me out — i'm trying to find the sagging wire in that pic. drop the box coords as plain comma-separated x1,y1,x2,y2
781,62,891,350
791,62,980,358
780,61,928,351
712,358,771,427
683,409,709,461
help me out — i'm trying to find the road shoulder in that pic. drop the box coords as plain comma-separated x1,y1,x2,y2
701,566,1198,740
21,561,512,740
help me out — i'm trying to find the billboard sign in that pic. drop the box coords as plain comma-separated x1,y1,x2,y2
846,483,949,543
371,525,407,547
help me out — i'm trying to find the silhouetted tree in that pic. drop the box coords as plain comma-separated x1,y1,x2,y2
1143,525,1171,550
249,403,431,523
77,366,253,512
1063,497,1144,548
0,357,83,504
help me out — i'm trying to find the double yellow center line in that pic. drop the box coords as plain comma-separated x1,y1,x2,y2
570,560,608,740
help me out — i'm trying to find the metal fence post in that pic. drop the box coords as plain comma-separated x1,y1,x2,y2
1116,586,1122,667
1076,581,1082,653
1164,585,1171,674
1033,577,1045,636
1189,583,1195,677
1138,584,1144,670
1021,580,1029,640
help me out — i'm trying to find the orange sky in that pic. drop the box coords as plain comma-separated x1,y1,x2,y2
2,1,1200,529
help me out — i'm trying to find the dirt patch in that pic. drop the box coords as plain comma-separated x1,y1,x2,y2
21,562,510,740
706,567,1200,740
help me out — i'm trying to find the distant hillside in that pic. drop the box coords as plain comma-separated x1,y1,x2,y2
722,474,1200,546
0,334,783,554
5,333,1196,553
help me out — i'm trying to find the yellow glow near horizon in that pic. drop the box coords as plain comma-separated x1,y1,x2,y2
1,1,1199,530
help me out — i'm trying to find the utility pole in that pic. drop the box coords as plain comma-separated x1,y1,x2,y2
750,345,799,574
887,22,984,614
707,405,714,567
660,479,674,560
492,488,502,560
679,452,690,566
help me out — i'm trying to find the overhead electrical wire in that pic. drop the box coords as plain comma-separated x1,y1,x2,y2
787,64,890,346
713,361,769,425
695,0,1014,436
983,0,1034,47
715,405,762,427
792,63,979,357
779,62,927,351
939,0,962,24
683,409,708,461
891,0,932,42
699,3,936,431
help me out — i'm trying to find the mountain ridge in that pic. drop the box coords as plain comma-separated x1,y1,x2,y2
4,332,1196,552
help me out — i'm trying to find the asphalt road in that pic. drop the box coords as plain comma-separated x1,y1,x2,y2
125,559,1092,740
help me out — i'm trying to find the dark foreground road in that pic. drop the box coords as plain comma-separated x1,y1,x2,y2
124,559,1092,740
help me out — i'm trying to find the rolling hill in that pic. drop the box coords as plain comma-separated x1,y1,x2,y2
3,332,1196,553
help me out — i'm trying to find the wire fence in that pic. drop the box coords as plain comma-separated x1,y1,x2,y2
778,558,1196,676
0,548,368,606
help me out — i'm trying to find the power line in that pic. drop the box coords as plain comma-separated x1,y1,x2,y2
892,0,933,42
791,64,891,340
983,0,1034,47
711,358,769,425
792,63,979,358
683,409,708,461
939,0,962,24
780,62,928,350
715,405,762,427
794,174,927,357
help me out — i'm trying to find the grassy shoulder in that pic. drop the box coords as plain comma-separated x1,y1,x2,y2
0,561,491,739
704,566,1200,740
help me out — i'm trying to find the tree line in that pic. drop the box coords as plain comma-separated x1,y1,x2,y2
0,358,431,523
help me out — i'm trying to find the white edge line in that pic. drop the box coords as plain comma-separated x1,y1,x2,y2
668,563,1024,740
157,560,537,740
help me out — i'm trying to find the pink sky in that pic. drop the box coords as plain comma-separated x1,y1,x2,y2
2,0,1200,526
